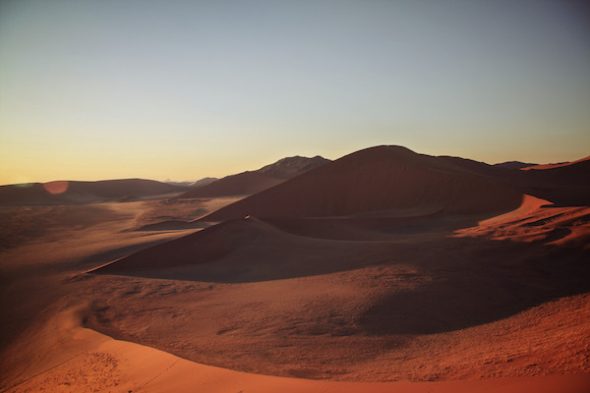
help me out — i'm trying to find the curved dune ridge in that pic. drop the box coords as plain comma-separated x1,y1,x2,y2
455,194,590,248
96,216,404,282
203,146,523,221
522,156,590,171
515,157,590,206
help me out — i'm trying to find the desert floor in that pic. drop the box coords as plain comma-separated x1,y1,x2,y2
1,195,589,392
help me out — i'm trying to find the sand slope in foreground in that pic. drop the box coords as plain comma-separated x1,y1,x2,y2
7,308,590,393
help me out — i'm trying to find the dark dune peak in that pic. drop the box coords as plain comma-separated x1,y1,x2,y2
202,145,523,221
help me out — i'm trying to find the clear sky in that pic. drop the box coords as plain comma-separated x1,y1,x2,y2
1,0,589,185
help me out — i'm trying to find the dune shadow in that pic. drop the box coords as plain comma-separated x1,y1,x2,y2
357,237,590,335
91,211,590,335
133,219,209,232
92,213,488,283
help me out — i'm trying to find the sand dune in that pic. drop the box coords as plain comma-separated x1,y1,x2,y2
6,305,590,393
90,198,589,380
180,155,330,198
83,144,589,383
516,157,590,206
522,156,590,171
96,216,404,282
2,145,589,392
203,146,522,221
456,194,590,248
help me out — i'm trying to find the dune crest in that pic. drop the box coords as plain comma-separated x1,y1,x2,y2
0,178,187,206
455,194,590,247
204,145,522,221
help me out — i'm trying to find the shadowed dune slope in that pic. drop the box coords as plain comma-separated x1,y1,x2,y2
432,154,589,205
517,158,590,206
180,155,330,198
0,179,186,206
95,216,401,282
203,146,523,221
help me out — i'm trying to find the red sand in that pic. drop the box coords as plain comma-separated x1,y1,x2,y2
522,156,590,171
1,145,589,393
204,146,522,221
455,194,590,248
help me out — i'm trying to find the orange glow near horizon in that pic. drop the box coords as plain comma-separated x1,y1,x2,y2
1,1,589,186
43,181,69,195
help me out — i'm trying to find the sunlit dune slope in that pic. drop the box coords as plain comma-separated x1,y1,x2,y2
456,194,590,248
522,156,590,171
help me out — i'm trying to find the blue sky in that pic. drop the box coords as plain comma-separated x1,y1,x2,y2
1,0,589,183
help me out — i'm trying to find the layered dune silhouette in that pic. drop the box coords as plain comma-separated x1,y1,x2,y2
493,161,538,170
2,145,589,392
179,155,330,198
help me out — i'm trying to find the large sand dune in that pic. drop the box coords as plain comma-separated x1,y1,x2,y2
203,146,523,221
517,157,590,205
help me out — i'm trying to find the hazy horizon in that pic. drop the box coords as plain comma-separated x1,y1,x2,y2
0,143,588,186
1,0,589,185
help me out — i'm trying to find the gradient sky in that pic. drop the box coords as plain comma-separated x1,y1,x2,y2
1,0,589,184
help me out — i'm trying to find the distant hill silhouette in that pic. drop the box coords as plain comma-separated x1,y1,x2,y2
493,161,537,170
190,177,218,188
179,155,330,198
0,178,186,205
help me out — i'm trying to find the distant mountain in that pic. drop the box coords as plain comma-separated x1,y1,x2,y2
179,155,330,198
493,161,537,170
257,156,330,179
0,178,187,206
203,146,522,221
191,177,218,188
164,180,196,187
